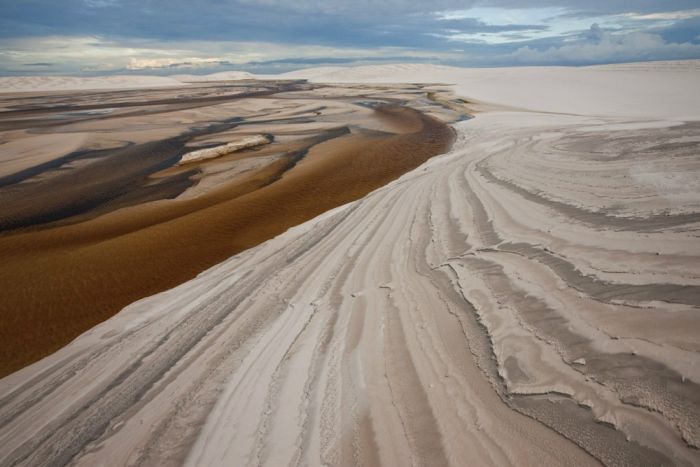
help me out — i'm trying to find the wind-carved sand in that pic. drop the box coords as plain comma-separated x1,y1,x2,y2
0,62,699,466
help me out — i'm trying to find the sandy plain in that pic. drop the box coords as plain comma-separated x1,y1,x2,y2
0,61,699,466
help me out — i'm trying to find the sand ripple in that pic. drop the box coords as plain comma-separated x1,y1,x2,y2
1,102,699,466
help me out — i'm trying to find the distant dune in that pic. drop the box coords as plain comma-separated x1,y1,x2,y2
172,71,257,82
0,74,185,93
4,60,699,116
279,61,700,118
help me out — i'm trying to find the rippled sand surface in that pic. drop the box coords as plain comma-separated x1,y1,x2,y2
1,62,699,466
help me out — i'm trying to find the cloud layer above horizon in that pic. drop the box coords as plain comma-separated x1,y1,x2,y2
1,0,699,75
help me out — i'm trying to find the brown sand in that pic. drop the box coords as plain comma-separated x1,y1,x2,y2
0,103,453,377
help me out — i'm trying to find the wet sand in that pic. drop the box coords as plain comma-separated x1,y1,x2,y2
0,82,456,377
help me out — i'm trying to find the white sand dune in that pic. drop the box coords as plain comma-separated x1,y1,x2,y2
1,61,700,466
173,71,257,82
280,61,700,119
0,74,185,93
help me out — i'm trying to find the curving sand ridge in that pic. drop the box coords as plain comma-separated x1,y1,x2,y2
0,62,699,466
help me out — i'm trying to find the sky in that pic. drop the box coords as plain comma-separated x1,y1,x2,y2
1,0,699,75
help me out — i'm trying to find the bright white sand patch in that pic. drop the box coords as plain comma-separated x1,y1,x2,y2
178,135,271,165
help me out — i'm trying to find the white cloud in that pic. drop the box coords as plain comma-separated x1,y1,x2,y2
510,26,700,64
0,36,459,73
435,6,700,46
83,0,120,7
624,9,700,21
435,7,569,44
126,57,227,69
436,6,567,23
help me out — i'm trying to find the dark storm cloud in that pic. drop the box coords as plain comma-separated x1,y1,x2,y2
0,0,698,74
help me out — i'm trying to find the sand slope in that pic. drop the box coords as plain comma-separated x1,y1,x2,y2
172,71,257,82
281,61,700,119
1,61,699,466
0,75,185,93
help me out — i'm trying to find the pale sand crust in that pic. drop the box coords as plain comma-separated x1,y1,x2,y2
0,62,699,466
